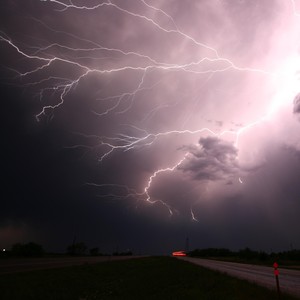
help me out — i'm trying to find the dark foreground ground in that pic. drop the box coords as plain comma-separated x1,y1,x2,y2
0,256,140,275
0,256,298,300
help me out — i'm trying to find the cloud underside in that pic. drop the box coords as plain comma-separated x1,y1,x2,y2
179,137,239,181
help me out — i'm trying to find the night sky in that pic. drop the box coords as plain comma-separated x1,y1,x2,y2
1,0,300,255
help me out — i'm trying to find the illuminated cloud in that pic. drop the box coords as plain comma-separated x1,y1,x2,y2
179,137,239,181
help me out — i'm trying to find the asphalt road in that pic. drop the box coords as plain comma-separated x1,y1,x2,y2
0,256,141,275
180,257,300,298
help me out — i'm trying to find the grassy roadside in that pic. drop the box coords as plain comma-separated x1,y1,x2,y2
0,256,298,300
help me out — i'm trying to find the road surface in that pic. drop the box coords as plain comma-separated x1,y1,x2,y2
0,256,141,275
180,257,300,298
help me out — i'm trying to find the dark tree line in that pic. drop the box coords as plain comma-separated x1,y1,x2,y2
9,242,45,257
188,247,300,262
66,242,87,256
1,241,132,257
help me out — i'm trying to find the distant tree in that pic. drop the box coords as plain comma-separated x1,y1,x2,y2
121,250,132,256
279,249,300,261
10,243,23,256
89,247,99,256
189,248,234,258
238,247,257,260
258,251,268,261
67,242,87,256
10,242,44,257
112,249,132,256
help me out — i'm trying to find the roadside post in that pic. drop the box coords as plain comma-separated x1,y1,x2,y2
273,262,281,298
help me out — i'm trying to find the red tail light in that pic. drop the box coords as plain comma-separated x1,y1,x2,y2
172,251,187,256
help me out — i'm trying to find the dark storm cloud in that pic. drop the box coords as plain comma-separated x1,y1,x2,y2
178,137,239,181
238,144,300,249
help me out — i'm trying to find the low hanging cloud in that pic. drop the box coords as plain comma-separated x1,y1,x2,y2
178,137,239,181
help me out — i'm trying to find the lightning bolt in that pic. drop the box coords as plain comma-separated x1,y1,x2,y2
1,0,299,221
190,207,199,222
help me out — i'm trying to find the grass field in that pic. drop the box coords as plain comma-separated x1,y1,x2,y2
0,256,298,300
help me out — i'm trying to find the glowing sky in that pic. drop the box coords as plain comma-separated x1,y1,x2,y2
1,0,300,254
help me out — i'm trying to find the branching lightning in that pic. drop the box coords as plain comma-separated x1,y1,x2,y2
1,0,300,221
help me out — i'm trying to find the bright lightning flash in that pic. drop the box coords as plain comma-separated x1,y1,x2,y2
1,0,300,221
